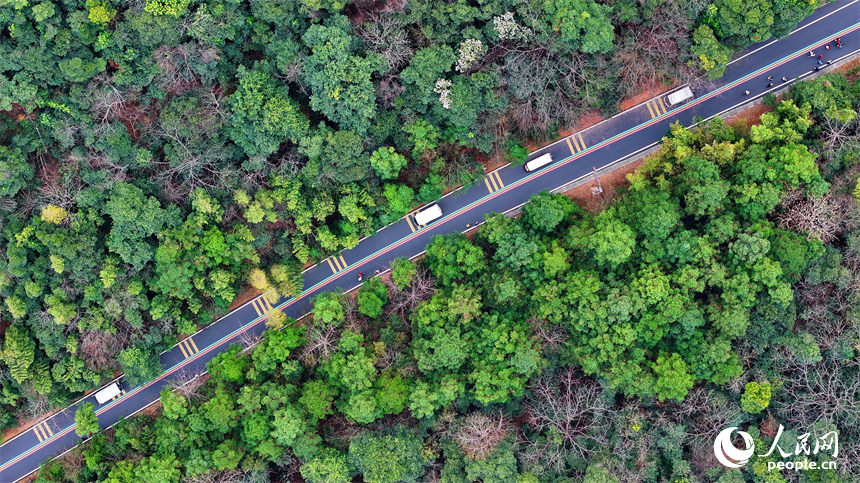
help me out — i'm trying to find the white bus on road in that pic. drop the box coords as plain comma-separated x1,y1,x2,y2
666,86,694,107
94,382,122,405
524,153,554,172
414,204,443,226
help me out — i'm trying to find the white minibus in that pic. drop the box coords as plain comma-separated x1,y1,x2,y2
414,204,443,226
524,153,553,172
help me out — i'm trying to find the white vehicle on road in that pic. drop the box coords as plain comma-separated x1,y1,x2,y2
666,86,694,107
94,382,121,405
414,204,443,226
524,153,554,172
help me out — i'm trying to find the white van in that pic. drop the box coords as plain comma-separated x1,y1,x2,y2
666,86,694,107
94,382,122,405
524,153,553,172
414,204,443,226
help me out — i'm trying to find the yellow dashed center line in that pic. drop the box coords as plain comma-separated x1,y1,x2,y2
325,258,337,274
405,215,417,232
338,255,347,269
566,137,576,154
647,101,656,118
577,133,586,150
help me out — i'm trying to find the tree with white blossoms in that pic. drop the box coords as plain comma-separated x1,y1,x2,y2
433,78,453,109
456,39,486,73
493,12,524,41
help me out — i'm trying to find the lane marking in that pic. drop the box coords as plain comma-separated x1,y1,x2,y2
405,214,417,232
484,177,494,193
325,258,337,274
260,296,273,313
33,425,45,442
493,171,505,189
338,255,347,269
577,134,587,151
565,137,575,154
646,101,656,118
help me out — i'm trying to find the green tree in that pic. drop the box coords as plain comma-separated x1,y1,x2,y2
383,184,415,221
690,25,733,79
312,292,345,326
371,147,408,180
301,448,351,483
302,16,383,134
390,257,416,289
741,381,772,414
134,454,181,483
103,183,168,270
348,431,425,483
118,346,163,387
521,190,579,234
541,0,614,54
228,66,310,158
3,325,35,384
651,353,695,402
75,402,99,437
252,326,304,375
300,379,337,421
0,147,34,198
160,389,188,420
357,277,389,318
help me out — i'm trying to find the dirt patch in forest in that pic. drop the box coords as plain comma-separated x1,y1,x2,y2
619,80,676,111
722,101,775,136
560,159,646,214
833,56,860,81
227,284,263,312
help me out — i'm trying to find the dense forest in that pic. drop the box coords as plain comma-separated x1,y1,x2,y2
0,0,824,426
27,69,860,483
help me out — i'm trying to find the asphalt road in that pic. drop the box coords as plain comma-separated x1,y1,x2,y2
1,2,859,480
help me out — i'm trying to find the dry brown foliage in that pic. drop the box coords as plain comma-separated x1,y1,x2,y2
455,411,510,461
777,189,860,243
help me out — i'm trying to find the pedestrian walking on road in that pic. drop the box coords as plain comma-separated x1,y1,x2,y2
808,51,815,57
818,54,823,59
782,77,788,82
768,83,773,87
827,60,833,65
826,44,831,50
818,60,823,65
838,42,843,48
744,90,750,95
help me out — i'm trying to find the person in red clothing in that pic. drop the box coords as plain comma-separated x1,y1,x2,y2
358,272,364,281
